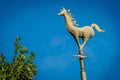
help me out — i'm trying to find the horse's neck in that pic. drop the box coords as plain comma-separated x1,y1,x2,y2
64,14,75,30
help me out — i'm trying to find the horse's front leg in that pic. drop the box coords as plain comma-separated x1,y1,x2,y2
74,36,81,52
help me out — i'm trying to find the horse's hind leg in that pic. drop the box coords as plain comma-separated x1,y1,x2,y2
81,37,88,50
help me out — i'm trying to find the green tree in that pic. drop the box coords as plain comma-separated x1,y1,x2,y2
0,36,36,80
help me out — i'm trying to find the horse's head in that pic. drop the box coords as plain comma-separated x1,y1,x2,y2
57,7,70,16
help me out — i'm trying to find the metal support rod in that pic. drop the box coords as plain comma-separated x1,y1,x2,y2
79,50,87,80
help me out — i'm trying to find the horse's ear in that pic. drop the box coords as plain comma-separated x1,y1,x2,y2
62,7,65,10
67,10,70,12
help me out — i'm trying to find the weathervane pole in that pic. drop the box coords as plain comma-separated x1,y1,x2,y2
74,49,87,80
79,50,87,80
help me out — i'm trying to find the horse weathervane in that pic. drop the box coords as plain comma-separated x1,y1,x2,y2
57,7,105,80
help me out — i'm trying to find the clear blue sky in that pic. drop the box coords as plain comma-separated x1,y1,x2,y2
0,0,120,80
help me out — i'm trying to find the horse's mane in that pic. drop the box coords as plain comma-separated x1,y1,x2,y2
67,11,79,27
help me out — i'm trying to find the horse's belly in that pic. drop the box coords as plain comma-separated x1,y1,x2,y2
82,27,94,37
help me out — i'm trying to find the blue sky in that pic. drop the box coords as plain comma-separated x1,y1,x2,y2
0,0,120,80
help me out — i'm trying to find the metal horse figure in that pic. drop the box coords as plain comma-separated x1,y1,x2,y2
58,8,105,52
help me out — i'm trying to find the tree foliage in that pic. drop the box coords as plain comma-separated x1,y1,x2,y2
0,36,36,80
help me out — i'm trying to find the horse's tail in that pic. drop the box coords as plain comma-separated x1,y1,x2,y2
91,23,105,32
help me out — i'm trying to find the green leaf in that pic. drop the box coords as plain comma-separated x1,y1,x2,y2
16,36,20,41
22,47,28,53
